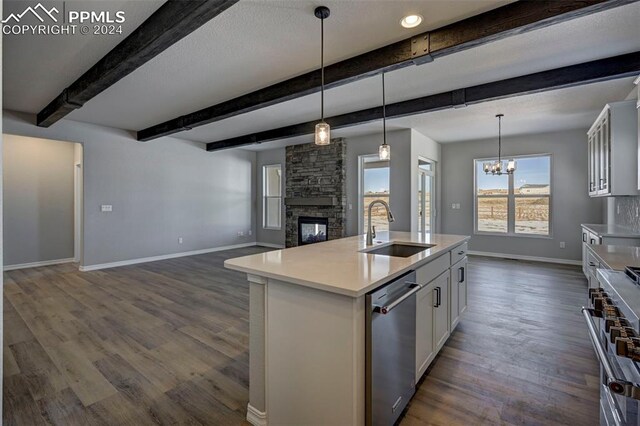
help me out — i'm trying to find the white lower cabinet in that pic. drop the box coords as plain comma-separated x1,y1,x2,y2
415,244,468,383
451,257,468,328
433,272,450,351
416,281,435,382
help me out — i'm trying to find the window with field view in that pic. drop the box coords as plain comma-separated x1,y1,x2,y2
361,157,390,233
475,155,551,236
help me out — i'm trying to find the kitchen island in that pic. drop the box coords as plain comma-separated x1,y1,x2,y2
225,231,470,426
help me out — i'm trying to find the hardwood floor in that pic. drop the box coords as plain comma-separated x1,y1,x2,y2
3,246,269,426
402,257,600,426
4,251,599,425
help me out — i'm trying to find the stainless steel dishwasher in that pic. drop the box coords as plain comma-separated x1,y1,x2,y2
366,270,418,426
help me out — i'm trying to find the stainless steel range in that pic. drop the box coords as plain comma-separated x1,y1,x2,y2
584,268,640,426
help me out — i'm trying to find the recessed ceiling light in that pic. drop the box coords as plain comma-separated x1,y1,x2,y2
400,14,422,29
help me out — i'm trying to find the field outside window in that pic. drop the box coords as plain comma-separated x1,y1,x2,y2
475,154,551,236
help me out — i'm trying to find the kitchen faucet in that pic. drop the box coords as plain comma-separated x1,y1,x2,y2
366,199,395,246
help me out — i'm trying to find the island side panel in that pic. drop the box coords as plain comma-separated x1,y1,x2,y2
266,278,365,425
248,274,267,423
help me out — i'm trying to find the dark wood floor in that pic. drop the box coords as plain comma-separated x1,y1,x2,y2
4,251,599,425
403,257,600,426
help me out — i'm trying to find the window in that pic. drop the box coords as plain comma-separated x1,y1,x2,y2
360,155,390,233
418,158,436,233
263,164,282,229
475,154,551,236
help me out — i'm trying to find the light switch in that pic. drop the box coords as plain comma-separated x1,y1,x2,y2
101,205,113,212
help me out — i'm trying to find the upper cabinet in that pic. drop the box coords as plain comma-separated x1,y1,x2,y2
587,100,638,197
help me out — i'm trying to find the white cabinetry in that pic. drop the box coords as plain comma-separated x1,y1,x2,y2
415,243,468,383
450,257,468,328
587,100,638,197
416,281,435,381
432,272,450,351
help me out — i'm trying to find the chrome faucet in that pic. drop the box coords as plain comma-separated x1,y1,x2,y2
366,199,395,246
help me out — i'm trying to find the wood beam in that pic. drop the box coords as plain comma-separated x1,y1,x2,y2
36,0,239,127
139,0,635,141
206,51,640,151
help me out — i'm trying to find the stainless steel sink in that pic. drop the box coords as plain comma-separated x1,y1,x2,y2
362,243,435,257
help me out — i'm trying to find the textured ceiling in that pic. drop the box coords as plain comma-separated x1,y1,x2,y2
242,77,636,151
2,0,639,147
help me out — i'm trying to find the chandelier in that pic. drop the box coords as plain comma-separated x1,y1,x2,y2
483,114,516,175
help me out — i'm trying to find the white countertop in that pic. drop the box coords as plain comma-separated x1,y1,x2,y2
582,223,640,238
224,232,470,297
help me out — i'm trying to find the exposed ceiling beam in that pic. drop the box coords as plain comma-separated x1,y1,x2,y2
139,0,635,141
36,0,239,128
206,51,640,152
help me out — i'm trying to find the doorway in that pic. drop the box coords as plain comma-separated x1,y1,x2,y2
74,151,84,264
418,158,436,233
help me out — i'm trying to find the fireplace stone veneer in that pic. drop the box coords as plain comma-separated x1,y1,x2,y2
285,139,346,248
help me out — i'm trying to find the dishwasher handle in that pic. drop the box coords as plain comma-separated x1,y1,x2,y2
374,283,421,315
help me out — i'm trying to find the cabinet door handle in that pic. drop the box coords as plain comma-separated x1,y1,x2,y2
590,239,595,244
433,286,441,308
458,250,465,255
583,233,587,243
589,262,596,267
458,267,465,283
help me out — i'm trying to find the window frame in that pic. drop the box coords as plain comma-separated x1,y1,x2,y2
262,164,282,230
473,153,552,239
358,154,391,234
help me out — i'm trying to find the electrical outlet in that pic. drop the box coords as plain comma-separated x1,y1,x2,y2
248,230,252,236
101,205,112,212
238,231,244,237
178,237,183,244
560,241,566,249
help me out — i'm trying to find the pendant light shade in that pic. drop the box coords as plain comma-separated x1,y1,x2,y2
314,6,330,146
379,143,391,160
379,72,390,160
315,122,330,145
484,114,516,175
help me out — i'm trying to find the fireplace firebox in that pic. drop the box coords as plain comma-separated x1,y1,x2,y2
298,217,329,246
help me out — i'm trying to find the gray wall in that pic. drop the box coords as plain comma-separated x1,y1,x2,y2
345,129,441,236
3,135,76,266
3,110,256,267
345,130,412,235
441,128,604,261
256,148,286,246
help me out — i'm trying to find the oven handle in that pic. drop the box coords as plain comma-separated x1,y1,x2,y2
374,283,421,315
582,307,637,398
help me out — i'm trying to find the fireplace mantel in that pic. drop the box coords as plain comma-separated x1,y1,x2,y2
285,197,337,207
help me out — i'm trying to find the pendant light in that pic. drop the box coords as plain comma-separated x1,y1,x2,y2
379,72,390,160
314,6,330,146
483,114,516,175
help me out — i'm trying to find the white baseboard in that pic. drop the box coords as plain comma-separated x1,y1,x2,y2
468,250,581,266
79,242,257,272
256,242,285,249
246,403,267,426
4,258,75,271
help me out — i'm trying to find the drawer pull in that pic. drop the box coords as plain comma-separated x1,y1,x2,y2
589,262,596,267
457,251,465,255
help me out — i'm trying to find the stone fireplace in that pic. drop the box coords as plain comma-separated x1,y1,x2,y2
284,139,346,248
